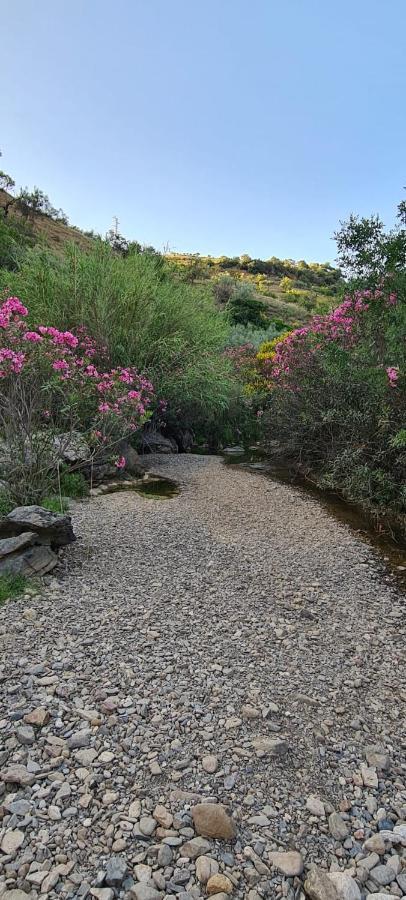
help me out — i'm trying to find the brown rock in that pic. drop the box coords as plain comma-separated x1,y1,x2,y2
207,874,233,895
192,803,236,841
24,707,50,727
304,866,339,900
0,765,35,786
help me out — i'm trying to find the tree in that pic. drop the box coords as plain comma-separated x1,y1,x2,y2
227,282,267,327
335,198,406,281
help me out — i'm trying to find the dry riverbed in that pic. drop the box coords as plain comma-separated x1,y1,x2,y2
0,454,405,900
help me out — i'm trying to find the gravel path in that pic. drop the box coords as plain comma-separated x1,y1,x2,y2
0,454,405,900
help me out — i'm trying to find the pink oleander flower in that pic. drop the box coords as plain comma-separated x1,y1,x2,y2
24,331,42,343
114,455,126,469
386,366,399,387
52,359,70,372
127,389,141,400
98,402,110,413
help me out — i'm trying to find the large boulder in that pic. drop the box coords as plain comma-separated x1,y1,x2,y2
141,427,178,455
53,431,90,464
1,506,75,548
0,531,58,576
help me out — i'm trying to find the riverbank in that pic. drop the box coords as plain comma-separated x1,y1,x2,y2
0,454,405,898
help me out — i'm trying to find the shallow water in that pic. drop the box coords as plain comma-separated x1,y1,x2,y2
221,446,406,592
94,475,179,500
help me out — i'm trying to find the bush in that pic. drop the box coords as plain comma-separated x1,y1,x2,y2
59,469,89,498
0,573,27,605
226,282,268,327
0,243,235,442
0,296,154,503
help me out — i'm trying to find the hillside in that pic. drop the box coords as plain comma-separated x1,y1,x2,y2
167,251,343,324
0,189,94,254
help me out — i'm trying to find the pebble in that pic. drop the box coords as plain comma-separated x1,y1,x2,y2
269,850,304,876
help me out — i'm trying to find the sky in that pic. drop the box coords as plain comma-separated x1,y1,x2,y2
2,0,406,263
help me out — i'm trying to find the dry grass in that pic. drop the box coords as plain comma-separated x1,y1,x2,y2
0,190,94,254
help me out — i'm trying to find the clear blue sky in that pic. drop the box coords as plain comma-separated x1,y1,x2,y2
2,0,405,262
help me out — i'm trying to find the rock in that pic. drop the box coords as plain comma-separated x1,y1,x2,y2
304,867,339,900
131,885,162,900
360,764,378,788
180,837,212,859
366,895,396,900
0,764,35,786
53,431,90,464
251,736,289,755
195,856,220,884
328,872,361,900
141,426,178,454
134,864,153,883
225,716,242,730
157,844,173,866
241,704,260,720
105,856,128,888
192,803,236,841
139,815,156,836
306,796,326,817
365,748,391,770
328,812,350,841
269,850,304,877
24,707,50,727
0,536,58,577
15,724,35,745
4,505,75,547
202,754,219,773
75,748,98,766
369,864,396,886
1,828,25,854
206,875,233,895
0,893,34,900
115,439,145,476
90,890,114,900
68,729,91,749
363,834,386,854
128,799,142,818
153,804,173,828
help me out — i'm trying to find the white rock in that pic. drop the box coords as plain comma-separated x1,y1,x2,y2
1,828,25,854
306,795,326,817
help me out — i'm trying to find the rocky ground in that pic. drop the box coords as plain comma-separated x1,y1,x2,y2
0,454,405,900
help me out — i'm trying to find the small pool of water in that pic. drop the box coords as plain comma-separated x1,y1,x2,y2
93,476,179,500
221,446,406,592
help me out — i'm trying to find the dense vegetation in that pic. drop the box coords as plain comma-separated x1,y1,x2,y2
0,159,404,536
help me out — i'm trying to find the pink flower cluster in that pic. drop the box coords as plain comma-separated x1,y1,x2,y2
0,296,157,445
271,288,401,383
386,366,399,387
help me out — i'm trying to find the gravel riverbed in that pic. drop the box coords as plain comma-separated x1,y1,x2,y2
0,454,405,900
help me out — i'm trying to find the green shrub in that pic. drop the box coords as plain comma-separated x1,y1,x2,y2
226,282,268,327
0,573,27,605
40,495,69,513
59,470,89,498
0,492,14,516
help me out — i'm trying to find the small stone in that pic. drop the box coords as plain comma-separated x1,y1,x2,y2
207,875,233,895
369,864,396,886
134,864,153,883
90,891,114,900
131,886,161,900
48,804,61,820
195,856,220,884
1,828,25,854
192,803,236,841
365,895,396,900
225,716,242,730
328,812,349,841
149,760,161,776
251,736,288,755
105,856,128,888
180,836,212,859
360,764,378,788
0,764,35,786
363,834,386,854
269,851,303,877
16,725,35,745
306,796,326,817
75,748,98,766
202,755,219,774
328,872,361,900
102,791,118,806
157,843,173,866
67,729,91,749
153,804,173,828
305,867,339,900
365,750,391,771
1,892,33,900
139,815,156,836
241,705,260,720
128,799,142,818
